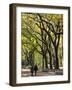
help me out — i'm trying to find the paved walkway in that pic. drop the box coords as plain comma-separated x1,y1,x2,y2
21,69,63,77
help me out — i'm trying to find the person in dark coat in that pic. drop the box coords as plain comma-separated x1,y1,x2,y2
34,64,38,76
30,66,34,76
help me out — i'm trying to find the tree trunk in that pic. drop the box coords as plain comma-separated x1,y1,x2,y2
55,47,59,69
49,53,52,69
42,55,45,69
45,54,48,69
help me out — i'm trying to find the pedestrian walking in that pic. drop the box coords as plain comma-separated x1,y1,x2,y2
30,66,34,76
34,64,38,76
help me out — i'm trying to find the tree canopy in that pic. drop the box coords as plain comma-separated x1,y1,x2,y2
21,13,63,70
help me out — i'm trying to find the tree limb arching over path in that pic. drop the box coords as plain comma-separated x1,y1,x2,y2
21,13,63,71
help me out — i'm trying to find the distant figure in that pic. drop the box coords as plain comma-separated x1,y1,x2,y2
34,64,38,76
30,66,34,76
